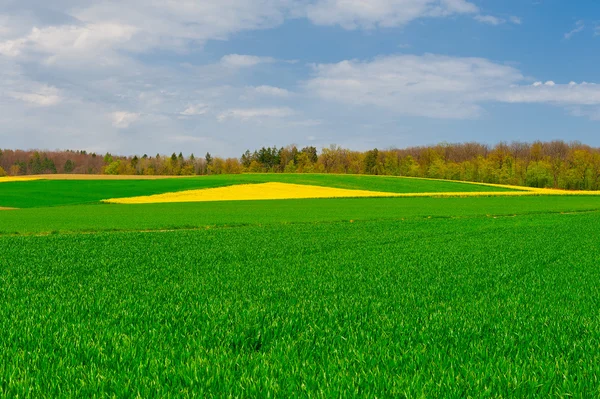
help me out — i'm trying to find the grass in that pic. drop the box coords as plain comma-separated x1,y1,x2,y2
2,212,600,397
1,175,599,396
1,195,600,235
0,174,521,208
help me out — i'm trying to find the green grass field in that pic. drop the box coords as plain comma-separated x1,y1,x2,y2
1,196,600,235
1,174,599,397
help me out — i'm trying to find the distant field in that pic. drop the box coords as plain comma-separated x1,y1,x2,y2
0,174,520,208
1,174,600,397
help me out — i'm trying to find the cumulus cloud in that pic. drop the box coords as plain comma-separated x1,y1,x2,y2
306,54,600,119
70,0,290,51
498,81,600,105
111,111,140,128
509,16,522,25
305,54,523,119
474,14,522,26
8,85,62,107
0,23,138,68
305,0,479,29
217,107,295,122
247,85,291,97
180,104,210,116
0,0,292,72
474,15,505,25
220,54,276,68
569,107,600,121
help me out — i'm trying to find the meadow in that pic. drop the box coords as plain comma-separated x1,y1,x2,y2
1,174,600,397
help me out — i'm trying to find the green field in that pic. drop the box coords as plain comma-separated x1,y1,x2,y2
1,196,599,236
1,175,599,397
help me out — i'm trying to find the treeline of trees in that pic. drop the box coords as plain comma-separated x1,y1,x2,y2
0,150,241,177
241,141,600,190
2,140,600,190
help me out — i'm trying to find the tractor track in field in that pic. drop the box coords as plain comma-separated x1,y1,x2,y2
2,208,599,238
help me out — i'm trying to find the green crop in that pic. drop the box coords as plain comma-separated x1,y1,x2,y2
1,212,600,397
0,195,599,235
1,175,597,397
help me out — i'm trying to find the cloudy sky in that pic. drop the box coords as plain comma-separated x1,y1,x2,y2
1,0,600,156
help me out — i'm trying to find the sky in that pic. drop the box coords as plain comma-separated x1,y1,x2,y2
1,0,600,157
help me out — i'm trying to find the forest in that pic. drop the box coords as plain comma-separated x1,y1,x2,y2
2,140,600,190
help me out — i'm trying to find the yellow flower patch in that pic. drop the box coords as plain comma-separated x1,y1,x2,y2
0,177,40,183
103,182,600,204
103,182,406,204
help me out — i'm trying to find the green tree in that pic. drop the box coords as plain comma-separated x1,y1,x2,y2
295,152,314,173
363,149,379,174
526,161,553,188
28,152,43,174
104,161,122,175
284,160,297,173
241,150,253,168
63,159,75,173
301,146,318,164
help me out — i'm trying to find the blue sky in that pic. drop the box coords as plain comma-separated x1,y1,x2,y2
1,0,599,157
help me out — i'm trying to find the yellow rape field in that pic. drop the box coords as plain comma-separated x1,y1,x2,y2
0,177,40,183
104,183,405,204
102,182,600,204
26,174,193,180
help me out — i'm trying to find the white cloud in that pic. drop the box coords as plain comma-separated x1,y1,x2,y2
306,54,600,120
72,0,291,50
217,107,295,121
569,107,600,121
305,0,478,29
510,16,522,25
248,85,291,97
288,119,323,127
9,85,62,107
0,23,137,67
0,1,292,71
111,111,140,128
305,54,523,119
220,54,276,68
565,20,585,40
474,15,505,26
180,104,209,116
497,81,600,106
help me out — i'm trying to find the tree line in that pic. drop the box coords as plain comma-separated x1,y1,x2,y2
2,140,600,190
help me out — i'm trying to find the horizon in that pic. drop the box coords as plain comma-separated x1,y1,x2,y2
2,1,600,157
4,139,600,159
